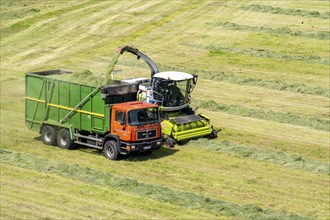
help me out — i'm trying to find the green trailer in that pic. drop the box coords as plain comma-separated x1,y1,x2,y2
26,70,109,136
25,70,162,160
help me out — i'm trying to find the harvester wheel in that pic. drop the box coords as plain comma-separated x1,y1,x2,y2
210,130,218,139
103,140,120,160
41,125,57,146
57,128,73,149
166,138,176,148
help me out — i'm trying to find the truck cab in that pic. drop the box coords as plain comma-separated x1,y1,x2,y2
109,101,162,156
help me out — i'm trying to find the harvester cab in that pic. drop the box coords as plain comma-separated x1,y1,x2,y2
117,46,217,147
151,71,197,110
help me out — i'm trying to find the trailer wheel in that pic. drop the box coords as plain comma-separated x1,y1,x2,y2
57,128,73,149
41,125,57,146
103,140,120,160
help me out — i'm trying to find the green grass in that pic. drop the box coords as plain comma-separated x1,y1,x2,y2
0,0,329,219
203,109,330,163
208,21,330,40
198,44,329,66
0,163,217,219
0,149,313,220
241,4,330,19
188,139,329,175
193,99,330,132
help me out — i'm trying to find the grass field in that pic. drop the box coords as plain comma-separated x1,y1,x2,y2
0,0,329,219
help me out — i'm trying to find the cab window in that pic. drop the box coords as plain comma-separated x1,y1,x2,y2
115,110,126,124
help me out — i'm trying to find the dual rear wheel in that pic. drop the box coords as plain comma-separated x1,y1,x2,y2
41,125,73,149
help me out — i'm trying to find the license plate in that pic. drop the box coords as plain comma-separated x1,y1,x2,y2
143,146,151,150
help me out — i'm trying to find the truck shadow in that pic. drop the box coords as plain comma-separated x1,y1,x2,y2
33,136,178,161
75,145,178,161
122,146,179,162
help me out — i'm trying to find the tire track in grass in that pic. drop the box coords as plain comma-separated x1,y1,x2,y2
240,4,330,20
118,59,330,98
187,139,329,175
206,21,330,41
0,149,311,220
192,99,330,132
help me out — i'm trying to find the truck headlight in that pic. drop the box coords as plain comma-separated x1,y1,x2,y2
157,141,161,145
131,145,136,149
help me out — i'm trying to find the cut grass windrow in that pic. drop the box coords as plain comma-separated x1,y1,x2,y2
192,99,330,132
207,45,329,66
240,4,330,19
207,22,330,40
181,42,330,66
188,139,329,175
117,59,330,98
0,149,310,220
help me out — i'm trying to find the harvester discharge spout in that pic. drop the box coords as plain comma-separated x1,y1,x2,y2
118,45,159,77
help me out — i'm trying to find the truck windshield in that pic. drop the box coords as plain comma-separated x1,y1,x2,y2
128,107,159,126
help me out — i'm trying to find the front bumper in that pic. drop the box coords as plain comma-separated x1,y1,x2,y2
120,138,163,153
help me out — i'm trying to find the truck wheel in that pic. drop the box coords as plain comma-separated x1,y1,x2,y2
41,125,57,146
103,140,120,160
57,128,73,149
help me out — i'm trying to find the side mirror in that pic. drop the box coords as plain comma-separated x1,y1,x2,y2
120,120,125,125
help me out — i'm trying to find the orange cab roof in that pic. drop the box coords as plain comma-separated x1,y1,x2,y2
114,101,157,110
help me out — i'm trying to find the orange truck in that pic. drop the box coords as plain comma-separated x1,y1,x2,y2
25,70,162,160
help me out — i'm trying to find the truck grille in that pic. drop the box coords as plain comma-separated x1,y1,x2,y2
137,130,156,140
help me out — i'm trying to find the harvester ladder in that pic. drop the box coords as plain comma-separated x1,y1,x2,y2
59,87,100,124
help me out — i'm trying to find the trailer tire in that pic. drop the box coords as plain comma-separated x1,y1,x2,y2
41,125,57,146
103,140,120,160
57,128,73,149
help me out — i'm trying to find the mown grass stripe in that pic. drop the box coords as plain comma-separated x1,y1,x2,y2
207,45,329,66
207,21,330,41
181,42,329,65
191,70,330,98
188,139,329,175
1,0,97,38
240,4,330,19
0,149,310,220
117,59,330,98
192,99,330,132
